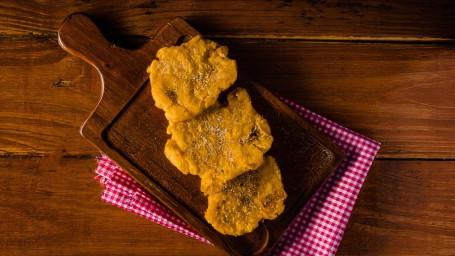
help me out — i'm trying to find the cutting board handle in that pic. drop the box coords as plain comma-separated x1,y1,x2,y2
58,13,115,71
57,13,204,132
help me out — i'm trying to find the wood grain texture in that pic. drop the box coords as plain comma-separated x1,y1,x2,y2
338,160,455,256
1,0,455,41
1,2,455,255
1,158,453,255
0,157,225,256
0,36,101,156
1,37,454,158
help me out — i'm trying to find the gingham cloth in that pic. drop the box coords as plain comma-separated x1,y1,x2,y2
95,98,380,256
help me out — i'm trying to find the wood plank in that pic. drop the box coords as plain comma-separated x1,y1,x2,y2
338,160,455,255
1,0,455,40
1,37,454,158
1,157,453,255
0,37,100,156
0,157,225,256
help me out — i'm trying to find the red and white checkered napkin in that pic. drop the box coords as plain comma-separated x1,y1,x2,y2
95,98,380,256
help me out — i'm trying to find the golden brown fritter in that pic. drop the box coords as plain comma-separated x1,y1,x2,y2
204,156,287,236
147,35,237,122
149,38,286,237
165,87,274,187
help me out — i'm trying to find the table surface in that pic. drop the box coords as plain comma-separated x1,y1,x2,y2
1,1,454,255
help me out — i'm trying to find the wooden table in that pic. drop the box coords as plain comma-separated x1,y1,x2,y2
1,1,454,255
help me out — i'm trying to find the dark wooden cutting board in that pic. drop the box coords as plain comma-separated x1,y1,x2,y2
58,13,345,256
